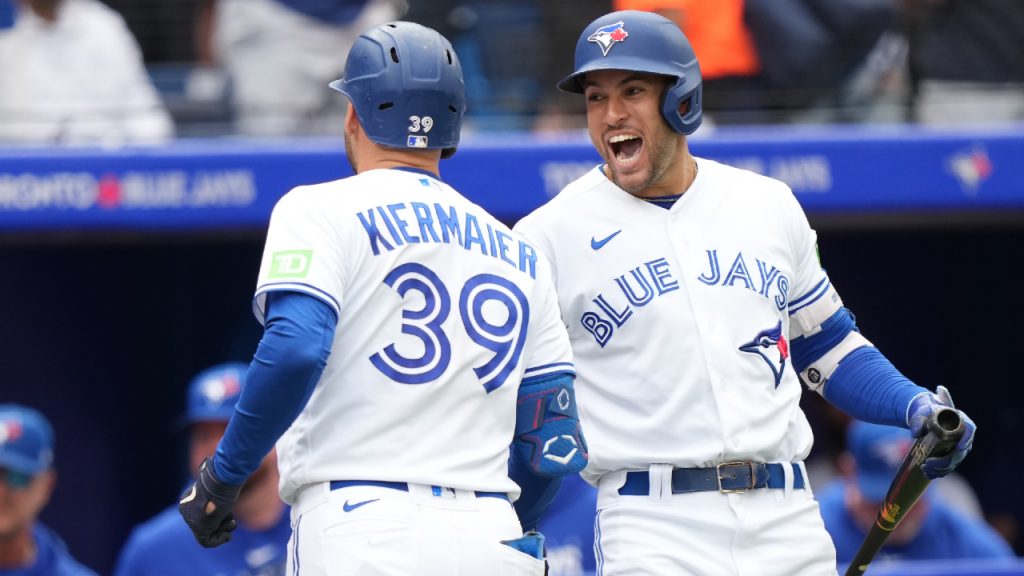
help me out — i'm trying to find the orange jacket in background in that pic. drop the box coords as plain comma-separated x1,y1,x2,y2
613,0,760,79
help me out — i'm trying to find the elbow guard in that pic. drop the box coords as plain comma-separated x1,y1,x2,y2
513,373,588,477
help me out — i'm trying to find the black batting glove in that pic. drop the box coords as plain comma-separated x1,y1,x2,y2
178,457,243,548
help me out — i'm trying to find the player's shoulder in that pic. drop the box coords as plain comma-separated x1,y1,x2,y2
696,157,806,222
697,157,793,198
516,165,607,229
272,175,357,216
67,0,130,28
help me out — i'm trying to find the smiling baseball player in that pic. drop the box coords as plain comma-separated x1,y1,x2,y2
514,10,977,575
176,21,587,576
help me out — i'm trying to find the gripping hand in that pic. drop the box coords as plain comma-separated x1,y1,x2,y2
906,385,976,479
178,457,243,548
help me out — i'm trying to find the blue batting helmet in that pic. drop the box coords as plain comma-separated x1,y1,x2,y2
330,22,466,158
558,10,702,135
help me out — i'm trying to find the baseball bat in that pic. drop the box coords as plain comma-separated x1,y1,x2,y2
843,394,965,576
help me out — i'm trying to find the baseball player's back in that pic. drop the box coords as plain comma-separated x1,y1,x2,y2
257,167,571,502
176,20,585,576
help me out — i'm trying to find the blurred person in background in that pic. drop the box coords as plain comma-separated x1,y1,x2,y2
114,363,290,576
907,0,1024,126
0,404,97,576
0,0,174,145
611,0,766,125
743,0,899,123
198,0,403,136
532,0,613,133
537,473,597,576
817,421,1014,565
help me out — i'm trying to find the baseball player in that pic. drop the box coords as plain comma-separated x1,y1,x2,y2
177,21,587,576
513,10,977,575
114,363,291,576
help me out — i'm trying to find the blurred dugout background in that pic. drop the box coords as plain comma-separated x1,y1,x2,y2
1,0,1023,574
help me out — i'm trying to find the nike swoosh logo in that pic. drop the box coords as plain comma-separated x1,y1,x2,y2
591,230,622,250
342,498,379,512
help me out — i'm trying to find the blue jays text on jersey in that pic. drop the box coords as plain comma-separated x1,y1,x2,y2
697,249,791,311
579,250,791,347
580,256,679,347
357,200,538,279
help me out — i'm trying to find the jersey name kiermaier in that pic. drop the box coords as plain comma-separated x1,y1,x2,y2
254,168,574,503
514,158,840,484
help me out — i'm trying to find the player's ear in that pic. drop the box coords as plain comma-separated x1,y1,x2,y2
344,101,359,136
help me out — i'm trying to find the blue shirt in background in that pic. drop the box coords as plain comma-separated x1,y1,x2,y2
817,481,1015,564
114,504,291,576
0,0,15,29
0,524,97,576
538,474,598,576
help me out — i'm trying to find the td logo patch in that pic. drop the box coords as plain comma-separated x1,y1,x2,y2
269,249,313,279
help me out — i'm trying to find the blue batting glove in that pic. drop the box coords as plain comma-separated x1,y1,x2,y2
906,386,976,479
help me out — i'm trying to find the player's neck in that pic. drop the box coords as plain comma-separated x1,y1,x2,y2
0,525,36,569
357,150,442,179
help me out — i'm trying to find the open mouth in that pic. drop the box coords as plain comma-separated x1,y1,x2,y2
609,134,643,163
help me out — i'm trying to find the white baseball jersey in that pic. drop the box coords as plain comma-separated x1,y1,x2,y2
254,167,574,504
514,158,844,485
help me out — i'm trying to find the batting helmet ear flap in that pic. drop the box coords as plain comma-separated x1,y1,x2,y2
661,73,703,135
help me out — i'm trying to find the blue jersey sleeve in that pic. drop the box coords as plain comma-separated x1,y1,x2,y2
214,290,336,484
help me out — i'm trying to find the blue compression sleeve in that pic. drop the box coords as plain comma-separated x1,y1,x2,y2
790,308,858,373
509,447,565,532
213,290,337,484
823,345,929,428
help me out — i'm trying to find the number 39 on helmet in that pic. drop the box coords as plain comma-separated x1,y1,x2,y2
330,22,467,159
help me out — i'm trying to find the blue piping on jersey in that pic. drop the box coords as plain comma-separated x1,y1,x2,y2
256,282,341,317
789,278,831,314
523,362,575,376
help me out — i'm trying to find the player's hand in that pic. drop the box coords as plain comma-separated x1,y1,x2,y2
178,457,243,548
907,385,976,479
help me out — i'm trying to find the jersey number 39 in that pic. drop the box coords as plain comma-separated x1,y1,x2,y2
370,263,529,393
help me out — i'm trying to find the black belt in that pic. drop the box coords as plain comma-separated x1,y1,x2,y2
618,462,805,496
330,480,508,500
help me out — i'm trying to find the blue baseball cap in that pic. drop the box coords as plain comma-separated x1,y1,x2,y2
0,404,54,476
178,362,248,427
847,421,914,502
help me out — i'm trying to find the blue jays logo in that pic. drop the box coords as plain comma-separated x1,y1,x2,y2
588,21,629,56
0,420,23,445
201,373,241,405
738,321,789,388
